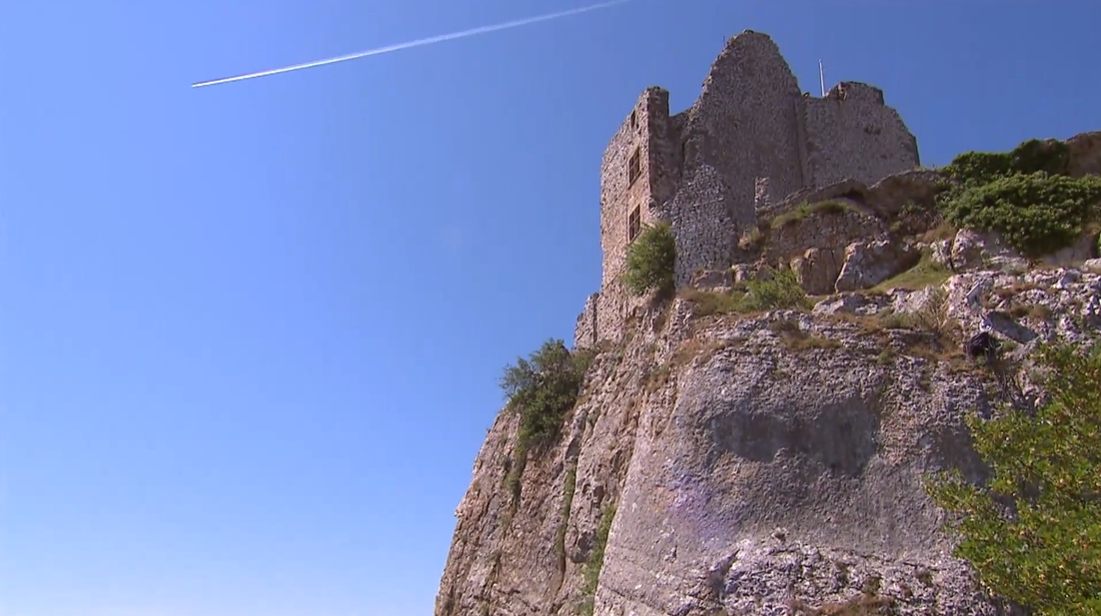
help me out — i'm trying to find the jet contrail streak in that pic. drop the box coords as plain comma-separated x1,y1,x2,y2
192,0,634,88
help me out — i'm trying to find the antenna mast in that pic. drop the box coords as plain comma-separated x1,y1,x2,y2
819,59,826,97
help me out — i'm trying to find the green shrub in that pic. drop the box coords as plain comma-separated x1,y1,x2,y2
681,267,810,317
499,339,592,453
738,267,810,312
924,341,1101,615
680,288,744,317
942,138,1071,186
623,222,676,297
937,172,1101,258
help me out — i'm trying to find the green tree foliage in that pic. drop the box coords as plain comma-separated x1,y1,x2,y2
938,173,1101,258
941,138,1071,186
622,222,676,297
936,137,1101,257
924,342,1101,615
499,339,592,452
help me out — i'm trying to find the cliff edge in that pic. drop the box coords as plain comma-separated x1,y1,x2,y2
435,128,1101,615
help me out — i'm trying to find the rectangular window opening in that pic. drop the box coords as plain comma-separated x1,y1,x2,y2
627,148,641,186
627,206,641,243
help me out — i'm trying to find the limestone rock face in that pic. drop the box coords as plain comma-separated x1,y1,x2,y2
791,247,844,295
435,267,1101,616
1067,130,1101,178
933,228,1100,273
834,239,921,292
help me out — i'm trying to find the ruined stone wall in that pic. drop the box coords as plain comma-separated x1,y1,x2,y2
802,82,920,188
661,163,737,287
677,31,807,233
573,293,599,350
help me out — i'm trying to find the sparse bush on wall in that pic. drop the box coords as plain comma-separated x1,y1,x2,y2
554,464,578,566
738,225,765,251
891,200,944,236
924,341,1101,615
622,222,676,297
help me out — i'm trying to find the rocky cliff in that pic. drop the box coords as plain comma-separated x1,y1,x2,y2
434,132,1101,616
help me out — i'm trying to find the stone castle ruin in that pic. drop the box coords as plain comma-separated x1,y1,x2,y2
575,30,921,348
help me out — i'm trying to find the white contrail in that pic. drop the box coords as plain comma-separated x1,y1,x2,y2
192,0,634,88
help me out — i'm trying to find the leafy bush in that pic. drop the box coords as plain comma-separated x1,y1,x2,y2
891,200,945,236
738,267,810,312
941,138,1071,186
924,341,1101,615
934,136,1101,257
937,172,1101,258
623,222,676,297
681,267,810,317
499,339,592,452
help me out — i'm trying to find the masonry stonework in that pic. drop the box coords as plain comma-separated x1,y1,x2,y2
575,30,921,348
801,82,921,187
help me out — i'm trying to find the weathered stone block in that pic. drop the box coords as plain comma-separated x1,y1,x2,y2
835,240,921,292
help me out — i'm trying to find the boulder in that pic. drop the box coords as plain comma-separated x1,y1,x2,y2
791,247,844,295
835,240,921,292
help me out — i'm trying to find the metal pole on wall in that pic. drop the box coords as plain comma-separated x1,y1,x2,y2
819,60,826,97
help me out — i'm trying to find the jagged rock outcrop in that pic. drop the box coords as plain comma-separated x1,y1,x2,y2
1067,131,1101,177
439,127,1101,615
435,258,1101,616
734,131,1101,298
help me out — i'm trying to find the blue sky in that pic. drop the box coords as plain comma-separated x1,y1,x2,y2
0,0,1098,615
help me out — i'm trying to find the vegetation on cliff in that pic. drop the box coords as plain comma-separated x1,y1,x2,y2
478,133,1100,613
500,339,591,450
577,503,616,616
925,341,1101,615
770,199,861,229
936,138,1101,258
623,222,676,297
499,339,592,499
682,266,810,316
940,138,1073,184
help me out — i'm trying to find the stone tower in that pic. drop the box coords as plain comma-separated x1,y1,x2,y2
589,88,683,344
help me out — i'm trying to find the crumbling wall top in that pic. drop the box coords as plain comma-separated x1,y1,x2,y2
825,82,886,105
